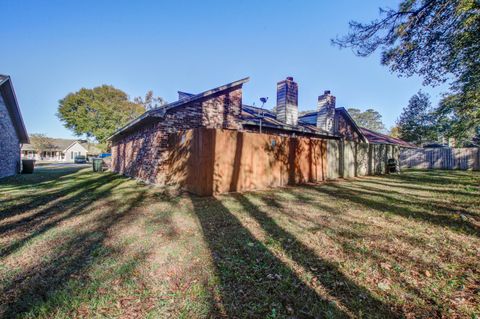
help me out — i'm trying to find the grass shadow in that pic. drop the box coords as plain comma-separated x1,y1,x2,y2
233,194,400,318
191,195,349,318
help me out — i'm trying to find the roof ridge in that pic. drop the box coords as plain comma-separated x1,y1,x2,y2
108,77,250,140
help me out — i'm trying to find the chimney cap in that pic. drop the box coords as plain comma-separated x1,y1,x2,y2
324,90,331,95
286,76,294,81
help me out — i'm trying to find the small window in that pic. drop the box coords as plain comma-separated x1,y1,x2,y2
71,151,74,159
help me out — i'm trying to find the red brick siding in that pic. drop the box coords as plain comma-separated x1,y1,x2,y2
336,113,361,142
111,87,242,184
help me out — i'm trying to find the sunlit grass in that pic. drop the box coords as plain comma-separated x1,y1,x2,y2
0,167,479,318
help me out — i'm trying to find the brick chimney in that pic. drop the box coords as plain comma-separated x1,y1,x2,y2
316,90,336,133
276,77,298,126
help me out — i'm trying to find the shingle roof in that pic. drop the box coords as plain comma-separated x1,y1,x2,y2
299,108,414,147
0,74,29,143
107,77,250,140
241,105,336,137
22,138,87,152
298,107,367,142
359,127,416,148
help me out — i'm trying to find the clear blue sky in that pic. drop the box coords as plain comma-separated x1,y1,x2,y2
1,0,448,138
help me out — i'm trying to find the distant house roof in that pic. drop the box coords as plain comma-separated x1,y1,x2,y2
22,138,92,152
0,75,29,143
359,127,416,148
108,77,250,140
241,105,336,138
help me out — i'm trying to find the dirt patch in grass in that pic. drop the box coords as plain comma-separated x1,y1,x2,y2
0,167,479,318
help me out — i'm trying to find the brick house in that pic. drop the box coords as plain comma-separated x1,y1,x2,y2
0,75,29,179
108,77,412,194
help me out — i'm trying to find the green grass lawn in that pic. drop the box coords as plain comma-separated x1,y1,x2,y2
0,167,479,318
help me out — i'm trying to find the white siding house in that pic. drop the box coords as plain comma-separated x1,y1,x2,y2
21,139,90,163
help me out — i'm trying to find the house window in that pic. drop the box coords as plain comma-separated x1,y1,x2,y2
71,151,74,160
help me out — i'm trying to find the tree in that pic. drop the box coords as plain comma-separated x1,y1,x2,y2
57,85,145,143
347,108,386,132
29,133,55,157
389,125,401,138
397,91,437,145
134,90,167,111
334,0,480,136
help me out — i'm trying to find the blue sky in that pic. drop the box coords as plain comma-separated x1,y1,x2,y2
1,0,448,138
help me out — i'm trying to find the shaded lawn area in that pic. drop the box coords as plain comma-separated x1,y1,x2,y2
0,167,479,318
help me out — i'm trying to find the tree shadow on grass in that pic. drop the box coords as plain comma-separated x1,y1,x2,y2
191,195,352,318
308,183,479,237
233,194,400,319
0,167,105,221
358,178,478,197
389,170,480,187
0,166,85,192
0,173,127,258
0,176,151,318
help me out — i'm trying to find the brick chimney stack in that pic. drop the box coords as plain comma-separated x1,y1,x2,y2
276,77,298,126
316,90,336,133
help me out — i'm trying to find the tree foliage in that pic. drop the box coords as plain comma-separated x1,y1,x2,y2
57,85,145,143
347,108,386,132
397,91,438,145
134,90,167,111
334,0,480,137
389,125,401,138
29,133,55,153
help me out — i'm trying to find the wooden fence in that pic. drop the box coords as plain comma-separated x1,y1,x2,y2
168,128,327,195
400,148,480,170
167,128,401,195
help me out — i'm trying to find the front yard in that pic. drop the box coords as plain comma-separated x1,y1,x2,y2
0,167,479,318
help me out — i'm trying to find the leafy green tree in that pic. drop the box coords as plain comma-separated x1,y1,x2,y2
57,85,145,143
397,91,438,145
334,0,480,136
347,108,386,132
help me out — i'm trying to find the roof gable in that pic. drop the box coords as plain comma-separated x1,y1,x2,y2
108,77,249,140
0,75,29,143
335,107,367,142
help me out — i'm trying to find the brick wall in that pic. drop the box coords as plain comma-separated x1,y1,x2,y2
111,87,242,184
0,94,21,179
336,112,361,142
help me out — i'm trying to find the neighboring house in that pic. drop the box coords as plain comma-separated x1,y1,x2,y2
108,76,413,194
0,75,29,178
82,142,102,160
21,138,89,162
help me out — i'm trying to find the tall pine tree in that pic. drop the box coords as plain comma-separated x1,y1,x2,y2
397,91,437,145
